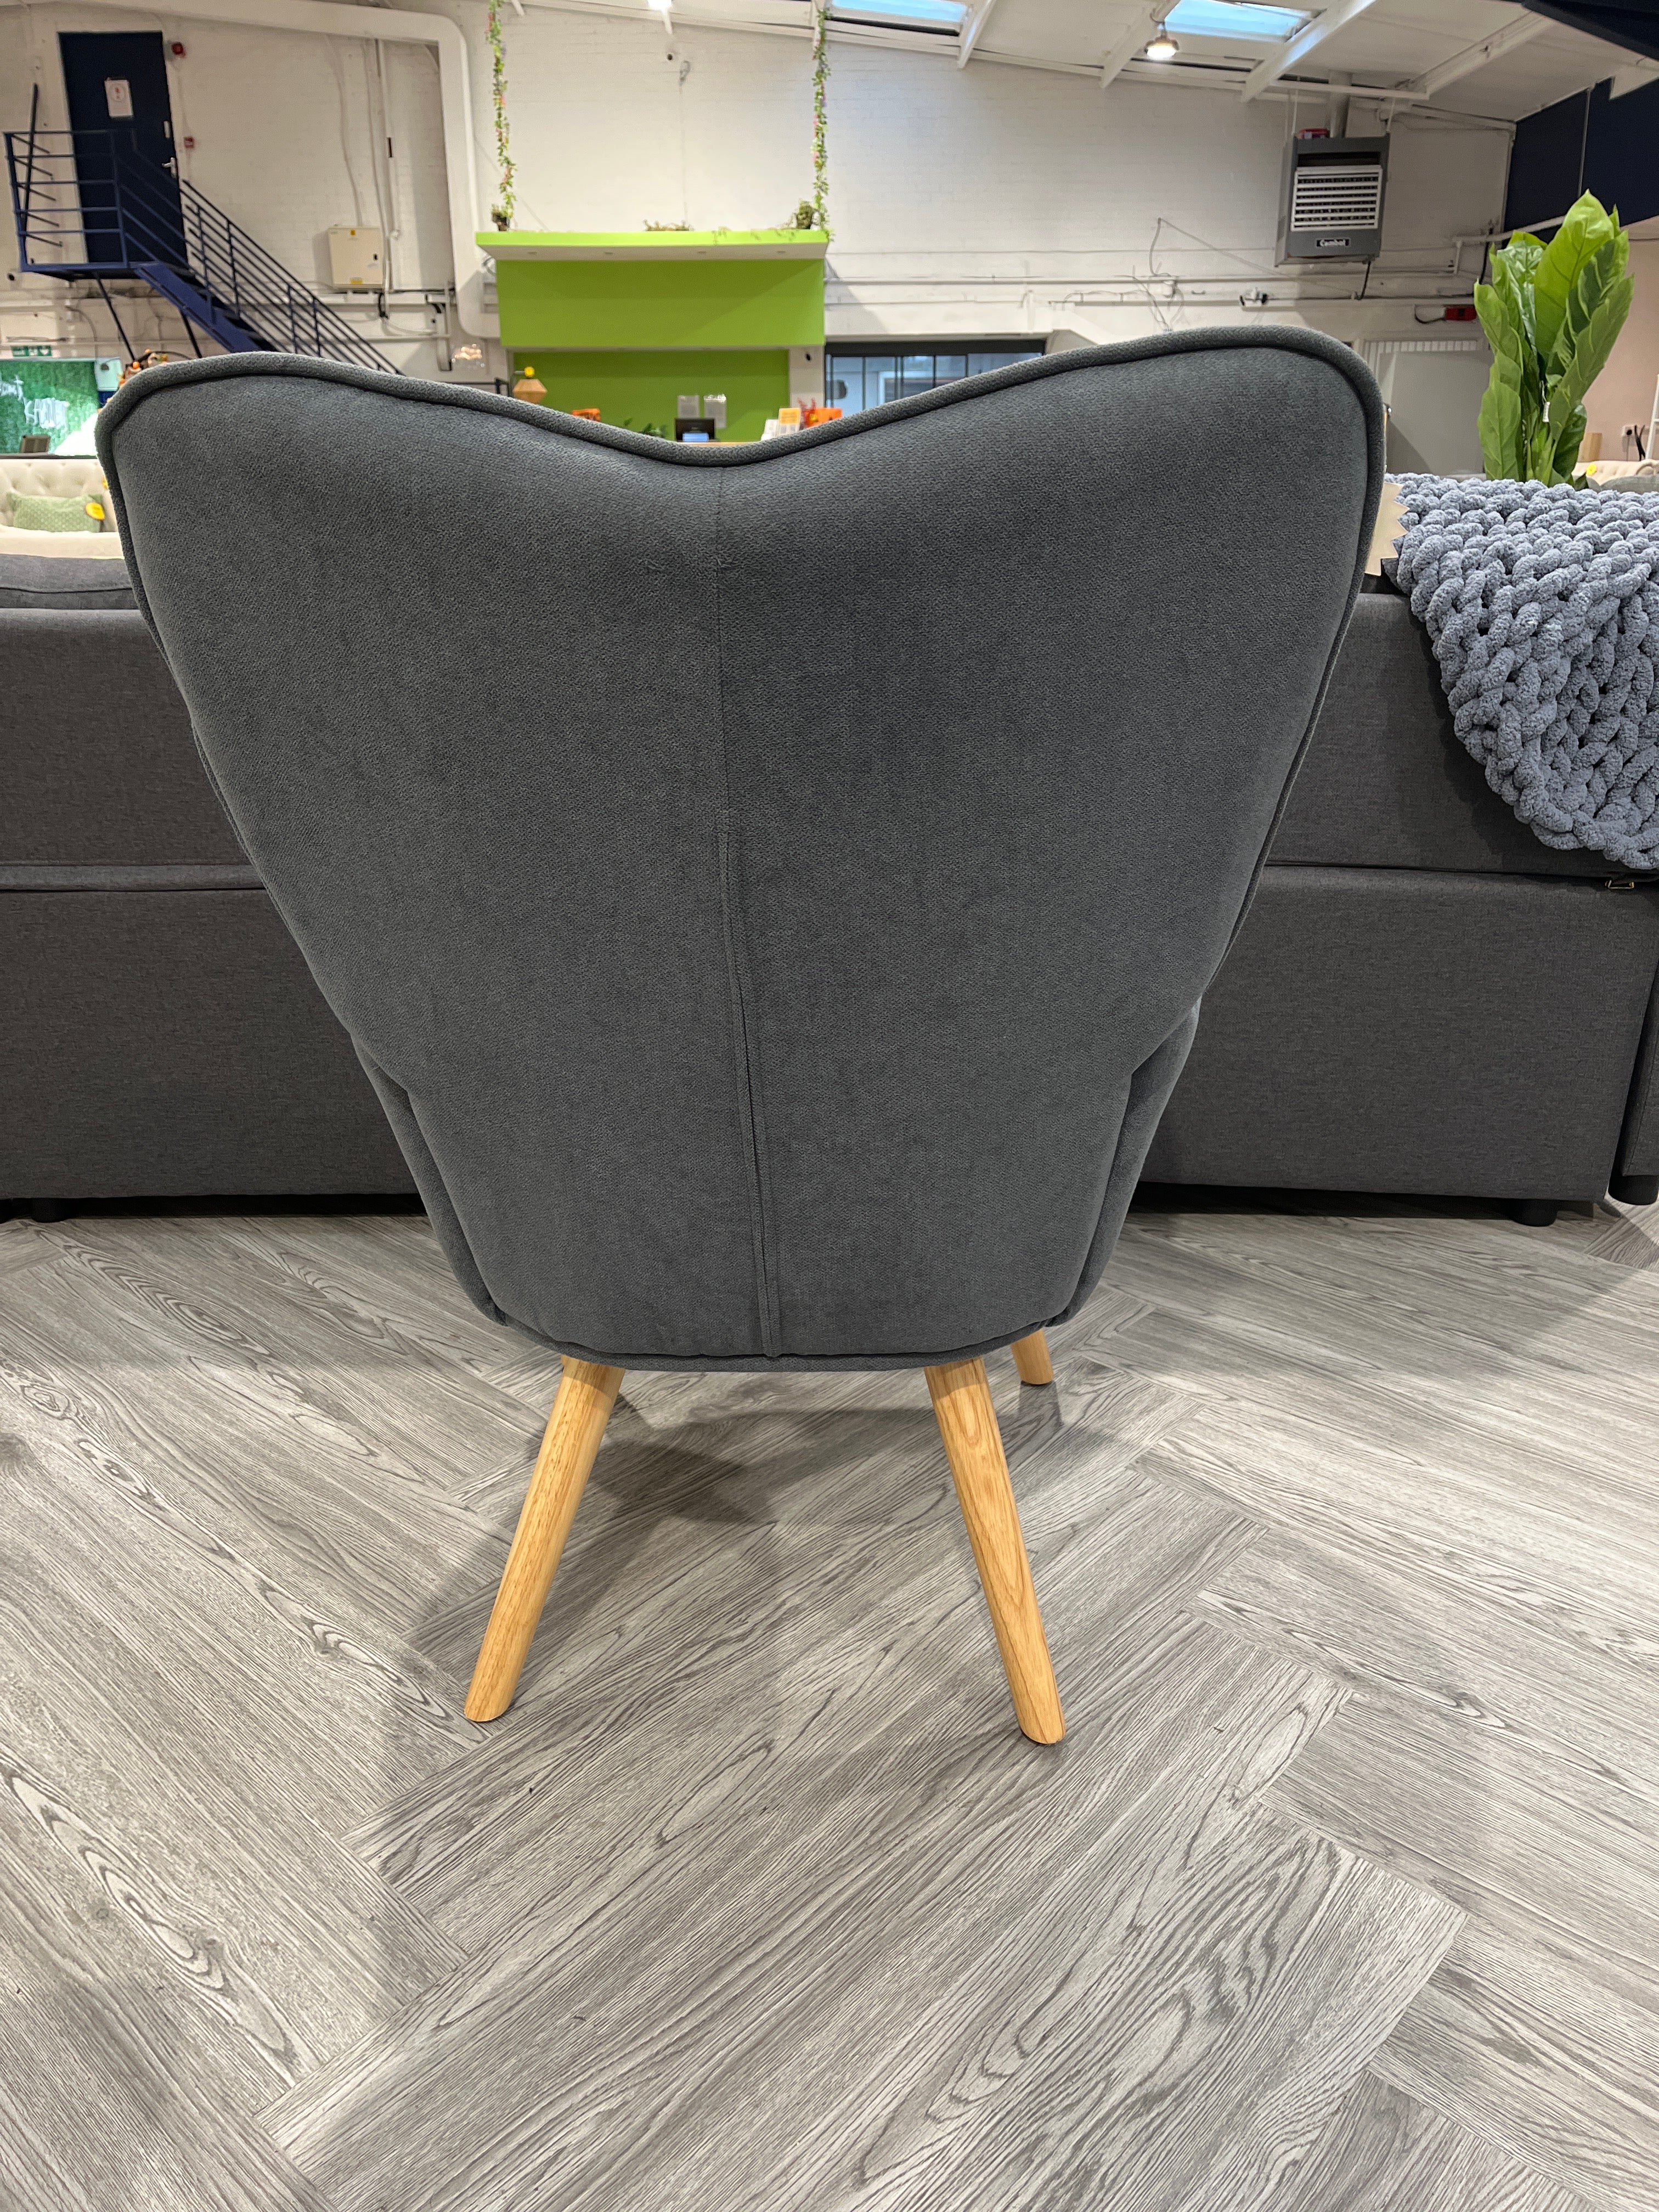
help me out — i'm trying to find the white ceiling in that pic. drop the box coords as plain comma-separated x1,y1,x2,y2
805,0,1659,123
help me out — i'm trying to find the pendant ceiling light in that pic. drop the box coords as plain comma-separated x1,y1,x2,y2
1145,25,1180,57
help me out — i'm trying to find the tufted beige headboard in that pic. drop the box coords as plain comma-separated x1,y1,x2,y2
0,454,109,502
0,453,125,551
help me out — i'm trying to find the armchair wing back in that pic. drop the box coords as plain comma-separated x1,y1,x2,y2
101,335,1380,1372
101,335,1380,1740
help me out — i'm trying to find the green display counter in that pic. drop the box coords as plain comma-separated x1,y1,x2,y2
484,230,827,443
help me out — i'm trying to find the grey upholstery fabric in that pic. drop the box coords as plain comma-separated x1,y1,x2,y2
1143,866,1659,1200
2,611,248,864
0,554,138,610
1276,596,1610,879
101,335,1381,1369
1617,968,1659,1185
0,887,413,1198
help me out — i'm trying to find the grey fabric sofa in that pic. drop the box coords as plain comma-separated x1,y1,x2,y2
1144,584,1659,1216
1,557,410,1209
4,535,1657,1228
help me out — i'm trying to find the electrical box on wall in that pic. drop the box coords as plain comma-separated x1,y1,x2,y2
1276,136,1389,265
327,225,385,291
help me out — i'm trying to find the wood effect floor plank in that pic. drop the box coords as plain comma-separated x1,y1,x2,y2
0,1795,335,2212
1266,1688,1659,1989
2,1201,1650,2211
351,1389,1231,1921
1087,1318,1659,1684
1263,2071,1598,2212
1127,1201,1659,1345
1194,1527,1659,1807
32,1214,540,1502
0,1264,510,1640
0,1462,462,2086
1374,1925,1659,2212
0,1402,476,1797
269,1621,1359,2212
1133,1394,1659,1648
1103,1216,1659,1504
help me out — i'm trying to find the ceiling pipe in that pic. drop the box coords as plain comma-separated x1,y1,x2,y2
0,0,492,336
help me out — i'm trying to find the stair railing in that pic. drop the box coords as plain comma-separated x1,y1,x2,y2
4,126,392,373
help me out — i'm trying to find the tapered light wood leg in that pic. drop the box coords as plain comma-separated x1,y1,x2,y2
1012,1329,1055,1387
927,1358,1064,1744
465,1357,624,1722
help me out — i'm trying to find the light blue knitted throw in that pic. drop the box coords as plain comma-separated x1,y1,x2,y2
1392,473,1659,871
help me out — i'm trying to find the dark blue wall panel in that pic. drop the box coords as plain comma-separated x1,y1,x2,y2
1504,87,1590,229
1519,3,1659,64
1584,76,1659,222
1503,74,1659,232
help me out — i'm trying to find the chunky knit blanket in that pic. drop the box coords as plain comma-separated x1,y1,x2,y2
1392,473,1659,871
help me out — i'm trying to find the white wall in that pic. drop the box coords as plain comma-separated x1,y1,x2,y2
2,0,455,370
499,13,1509,348
1584,238,1659,456
3,0,1511,380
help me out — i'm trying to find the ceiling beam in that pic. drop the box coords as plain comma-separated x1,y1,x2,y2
1240,0,1379,101
957,0,999,67
1100,5,1165,89
1403,7,1550,99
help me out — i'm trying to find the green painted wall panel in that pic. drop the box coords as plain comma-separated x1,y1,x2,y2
496,255,824,351
514,349,789,443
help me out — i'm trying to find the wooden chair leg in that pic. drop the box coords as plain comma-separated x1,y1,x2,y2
926,1358,1064,1744
1012,1328,1055,1386
465,1357,624,1722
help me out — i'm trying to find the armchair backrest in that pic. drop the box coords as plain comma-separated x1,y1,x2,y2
101,335,1381,1368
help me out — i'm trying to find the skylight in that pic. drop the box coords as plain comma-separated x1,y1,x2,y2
832,0,967,20
1164,0,1308,37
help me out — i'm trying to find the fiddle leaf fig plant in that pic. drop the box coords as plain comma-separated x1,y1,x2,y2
1474,191,1633,484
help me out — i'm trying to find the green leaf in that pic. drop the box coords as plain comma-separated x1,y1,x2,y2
1479,373,1522,479
1532,192,1617,363
1492,232,1544,352
1550,274,1634,422
1474,278,1521,363
1543,403,1587,484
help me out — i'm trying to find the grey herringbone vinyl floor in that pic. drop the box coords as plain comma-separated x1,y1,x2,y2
1,1192,1655,2210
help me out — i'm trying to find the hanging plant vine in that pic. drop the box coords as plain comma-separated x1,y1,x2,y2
487,0,516,230
810,1,830,233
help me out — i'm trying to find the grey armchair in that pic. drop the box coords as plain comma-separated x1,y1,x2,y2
100,335,1381,1742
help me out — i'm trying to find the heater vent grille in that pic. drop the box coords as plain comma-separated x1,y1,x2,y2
1289,163,1385,234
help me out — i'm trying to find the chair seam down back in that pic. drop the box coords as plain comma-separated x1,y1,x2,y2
710,470,782,1355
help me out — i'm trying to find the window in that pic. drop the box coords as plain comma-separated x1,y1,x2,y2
831,0,967,24
1164,1,1308,37
826,345,1044,416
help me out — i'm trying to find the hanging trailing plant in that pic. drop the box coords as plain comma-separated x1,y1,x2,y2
487,0,516,230
810,1,830,233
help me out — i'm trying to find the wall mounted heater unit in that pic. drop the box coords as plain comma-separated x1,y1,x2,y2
1276,136,1389,265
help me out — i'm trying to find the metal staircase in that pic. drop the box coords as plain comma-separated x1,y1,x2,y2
4,123,394,372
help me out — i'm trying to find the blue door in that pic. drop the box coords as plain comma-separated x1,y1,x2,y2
59,32,187,270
